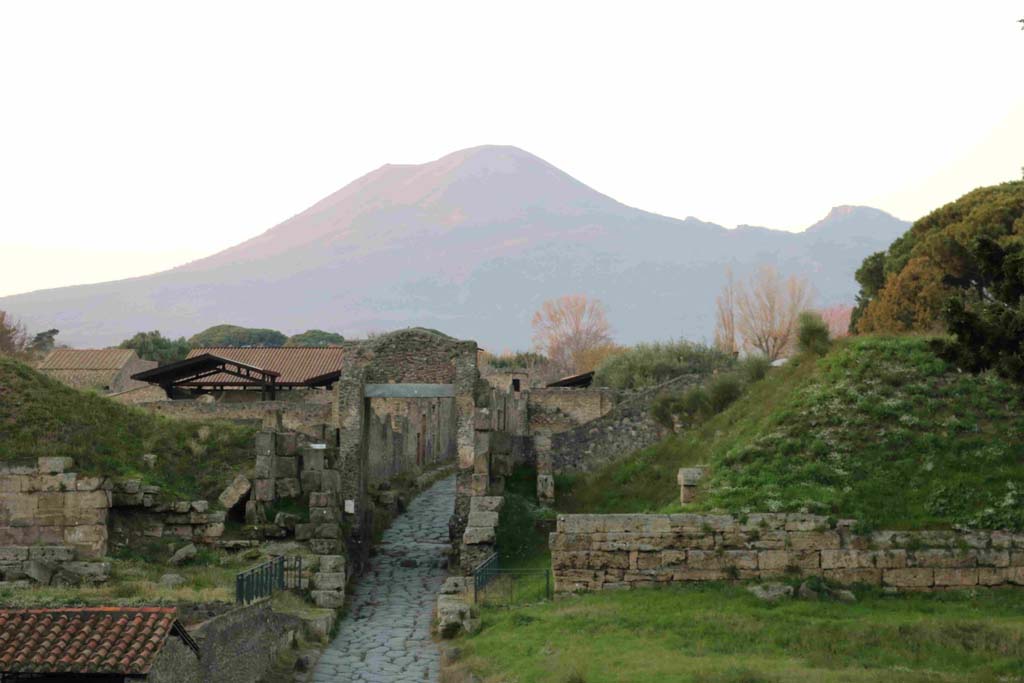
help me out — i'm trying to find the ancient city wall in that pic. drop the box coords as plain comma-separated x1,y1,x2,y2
551,513,1024,594
366,397,456,486
138,399,332,435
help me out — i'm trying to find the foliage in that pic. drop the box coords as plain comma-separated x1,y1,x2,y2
853,180,1024,334
0,310,28,357
284,329,345,347
188,324,287,348
738,356,771,383
933,236,1024,382
559,337,1024,531
0,356,255,499
726,266,812,360
457,583,1024,683
531,295,613,376
28,328,59,354
495,466,552,569
796,311,831,356
118,330,191,364
593,340,734,390
706,374,743,413
482,351,550,370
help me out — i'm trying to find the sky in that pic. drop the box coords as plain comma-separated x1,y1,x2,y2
1,1,1022,297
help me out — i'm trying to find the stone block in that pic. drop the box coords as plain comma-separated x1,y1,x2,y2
537,474,555,502
302,449,326,472
871,549,908,569
64,561,111,582
37,457,74,474
75,476,106,492
244,500,265,525
255,431,276,457
315,524,341,540
111,492,144,507
462,526,495,545
823,568,882,585
276,478,301,499
275,457,298,478
309,492,337,508
311,589,345,609
310,539,342,555
784,514,829,531
312,572,346,590
934,568,979,587
63,525,107,558
253,479,275,502
787,531,840,550
320,555,346,573
276,432,298,455
190,500,209,513
197,523,225,540
309,507,337,525
470,496,504,513
254,456,274,479
908,549,976,568
294,523,315,541
321,470,342,493
28,546,74,563
977,549,1010,567
24,560,54,585
883,568,934,588
300,471,323,493
467,511,499,528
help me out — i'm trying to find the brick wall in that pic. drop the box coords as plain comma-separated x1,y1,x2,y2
551,513,1024,594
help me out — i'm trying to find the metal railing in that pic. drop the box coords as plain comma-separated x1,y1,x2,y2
235,555,303,604
472,553,552,607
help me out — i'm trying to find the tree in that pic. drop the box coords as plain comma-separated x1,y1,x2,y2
531,295,613,376
28,328,59,354
285,329,345,347
819,305,853,339
733,266,812,361
713,267,738,354
850,251,885,332
856,257,950,333
0,311,28,356
935,236,1024,382
797,311,831,356
188,324,287,348
119,331,191,364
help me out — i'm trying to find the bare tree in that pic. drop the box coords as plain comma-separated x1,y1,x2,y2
819,304,853,339
532,294,613,376
714,267,738,355
0,311,29,357
733,266,812,361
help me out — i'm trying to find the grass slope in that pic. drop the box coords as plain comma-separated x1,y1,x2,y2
559,337,1024,531
0,357,255,499
457,584,1024,683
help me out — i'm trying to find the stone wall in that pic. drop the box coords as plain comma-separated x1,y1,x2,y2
366,396,456,486
551,513,1024,594
546,375,701,473
136,399,332,436
0,458,111,558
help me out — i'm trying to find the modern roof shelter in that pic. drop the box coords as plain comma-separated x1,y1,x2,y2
131,347,347,399
39,349,156,394
545,370,595,388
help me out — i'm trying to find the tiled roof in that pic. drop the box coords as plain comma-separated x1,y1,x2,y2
184,347,347,386
39,348,137,370
0,607,189,674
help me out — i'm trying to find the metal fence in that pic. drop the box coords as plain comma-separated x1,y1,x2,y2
472,553,552,607
235,555,303,604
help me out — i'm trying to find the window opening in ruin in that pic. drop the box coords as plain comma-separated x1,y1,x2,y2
512,378,521,392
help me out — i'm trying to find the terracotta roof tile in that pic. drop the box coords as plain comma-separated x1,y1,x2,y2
39,349,138,370
185,347,347,386
0,607,186,675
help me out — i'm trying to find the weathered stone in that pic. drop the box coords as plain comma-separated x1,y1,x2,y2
37,457,74,475
169,543,198,566
254,455,274,479
933,568,979,587
300,471,323,493
115,479,142,494
311,589,345,609
276,478,301,499
309,539,342,555
537,474,555,502
190,500,209,513
275,457,298,478
23,560,54,585
315,524,341,539
462,526,495,545
320,470,342,493
0,547,29,562
470,496,504,513
28,545,74,563
274,512,301,529
255,431,276,457
309,492,337,508
253,479,275,502
883,568,933,588
160,573,186,588
467,511,499,528
294,523,315,541
64,561,111,582
111,492,144,507
197,523,225,540
747,582,793,602
142,453,158,469
312,572,346,590
213,474,250,512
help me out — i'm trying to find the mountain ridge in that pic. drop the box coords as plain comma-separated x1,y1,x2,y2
0,145,909,349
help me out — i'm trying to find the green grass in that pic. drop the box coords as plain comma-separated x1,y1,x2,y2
455,583,1024,683
0,356,256,499
557,337,1024,530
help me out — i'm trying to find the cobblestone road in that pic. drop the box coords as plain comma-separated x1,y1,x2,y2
313,475,455,683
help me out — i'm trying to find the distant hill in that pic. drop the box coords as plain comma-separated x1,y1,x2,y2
0,146,910,348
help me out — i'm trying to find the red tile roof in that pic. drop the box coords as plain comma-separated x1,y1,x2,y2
184,347,347,386
0,607,191,675
39,348,138,370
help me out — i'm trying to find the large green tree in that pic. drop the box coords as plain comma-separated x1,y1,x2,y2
188,324,286,348
118,331,191,364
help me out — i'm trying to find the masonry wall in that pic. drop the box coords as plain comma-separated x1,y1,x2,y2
551,513,1024,594
190,602,306,683
366,397,456,486
137,399,332,436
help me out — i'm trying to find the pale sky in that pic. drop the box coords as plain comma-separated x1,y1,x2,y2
1,1,1022,297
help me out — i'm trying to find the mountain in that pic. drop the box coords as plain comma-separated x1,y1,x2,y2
0,146,909,349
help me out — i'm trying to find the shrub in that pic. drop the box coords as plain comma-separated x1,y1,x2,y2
738,355,771,383
594,340,735,390
707,375,743,413
797,311,831,356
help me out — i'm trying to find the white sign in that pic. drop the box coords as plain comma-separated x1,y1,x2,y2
344,499,355,514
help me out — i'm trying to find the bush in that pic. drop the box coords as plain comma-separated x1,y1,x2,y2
593,341,735,390
797,311,831,356
738,356,771,383
707,375,743,413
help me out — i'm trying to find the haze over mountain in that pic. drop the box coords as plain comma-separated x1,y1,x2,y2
0,146,909,350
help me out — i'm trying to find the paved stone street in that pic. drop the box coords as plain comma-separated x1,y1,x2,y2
313,475,455,683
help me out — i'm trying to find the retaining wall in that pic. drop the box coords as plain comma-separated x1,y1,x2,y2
551,513,1024,594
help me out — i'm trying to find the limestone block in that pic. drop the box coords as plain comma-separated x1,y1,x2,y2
188,512,209,524
311,589,345,609
309,507,337,525
537,474,555,502
908,549,976,568
64,561,111,582
687,550,756,571
24,560,55,585
275,457,298,478
190,500,209,513
111,492,144,507
255,431,277,457
321,470,342,493
977,549,1010,567
218,475,251,511
166,525,194,539
467,511,499,528
310,539,342,555
300,471,323,493
309,492,337,508
254,456,274,479
315,524,341,540
320,555,345,573
788,531,840,550
197,523,225,540
882,568,934,588
671,568,730,582
871,549,908,569
469,474,489,496
253,479,275,502
462,526,495,545
302,449,326,472
0,477,21,493
758,550,819,572
142,522,164,538
784,514,829,532
821,550,873,570
823,568,882,585
934,568,979,587
312,571,346,590
276,478,301,499
470,497,504,513
294,523,315,541
28,546,74,563
0,547,29,562
276,432,298,455
748,531,788,550
244,500,265,525
114,479,142,494
37,457,74,474
74,476,106,492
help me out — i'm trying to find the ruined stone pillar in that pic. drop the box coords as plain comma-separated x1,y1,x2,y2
335,367,368,532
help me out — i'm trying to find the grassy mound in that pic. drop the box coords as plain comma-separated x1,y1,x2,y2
0,356,255,499
456,584,1024,683
559,337,1024,530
